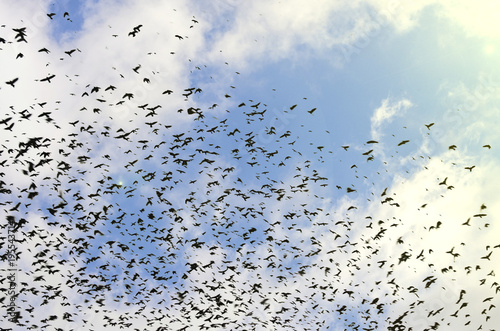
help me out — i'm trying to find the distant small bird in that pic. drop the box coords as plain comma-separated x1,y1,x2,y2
425,123,434,130
448,145,457,150
481,251,492,260
397,140,410,146
65,49,76,56
308,108,317,114
40,74,56,83
464,165,475,172
47,13,56,19
5,77,19,87
483,144,491,149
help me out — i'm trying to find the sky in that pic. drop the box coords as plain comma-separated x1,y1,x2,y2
1,0,500,330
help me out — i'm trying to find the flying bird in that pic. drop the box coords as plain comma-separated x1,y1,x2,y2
40,74,56,83
397,140,410,146
5,77,19,87
65,49,77,56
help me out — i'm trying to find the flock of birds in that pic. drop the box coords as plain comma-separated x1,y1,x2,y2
0,8,498,331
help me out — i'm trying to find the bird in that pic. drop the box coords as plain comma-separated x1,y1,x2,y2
40,74,56,83
481,251,492,260
5,78,19,87
65,49,77,56
397,140,410,146
425,123,434,129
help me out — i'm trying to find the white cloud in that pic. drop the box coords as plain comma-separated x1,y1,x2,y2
370,97,412,140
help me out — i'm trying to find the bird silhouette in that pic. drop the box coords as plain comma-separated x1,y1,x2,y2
397,140,410,146
39,74,56,83
5,77,19,87
425,123,434,129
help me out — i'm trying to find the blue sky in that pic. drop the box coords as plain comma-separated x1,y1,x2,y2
1,0,500,330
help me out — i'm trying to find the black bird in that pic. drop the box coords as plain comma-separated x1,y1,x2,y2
40,74,56,83
6,78,19,87
0,117,12,125
425,123,434,129
481,251,492,260
65,49,77,56
397,140,410,146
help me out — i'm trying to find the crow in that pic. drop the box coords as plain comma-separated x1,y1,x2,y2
5,77,19,87
40,74,56,83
